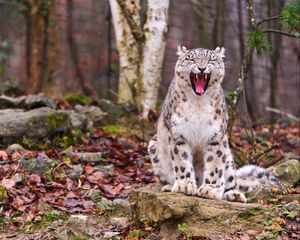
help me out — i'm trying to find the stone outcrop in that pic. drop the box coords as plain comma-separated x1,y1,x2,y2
129,188,268,239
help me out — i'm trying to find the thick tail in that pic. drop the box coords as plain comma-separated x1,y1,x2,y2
235,165,283,193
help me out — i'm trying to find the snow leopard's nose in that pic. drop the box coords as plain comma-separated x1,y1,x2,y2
198,67,206,73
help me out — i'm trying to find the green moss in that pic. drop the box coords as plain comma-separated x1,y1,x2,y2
103,124,122,135
239,207,261,220
64,93,91,106
30,116,39,124
20,138,47,150
52,135,74,149
31,211,69,231
46,113,69,131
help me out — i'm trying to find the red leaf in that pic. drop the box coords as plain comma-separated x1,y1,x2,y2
87,172,105,184
84,165,94,175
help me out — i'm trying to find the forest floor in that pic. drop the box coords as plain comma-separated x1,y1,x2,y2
0,103,299,239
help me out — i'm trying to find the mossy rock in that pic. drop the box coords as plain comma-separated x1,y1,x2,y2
64,93,91,106
129,188,268,239
0,107,72,147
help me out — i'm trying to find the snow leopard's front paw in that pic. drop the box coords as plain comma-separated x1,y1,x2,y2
172,179,198,195
197,184,224,200
223,189,247,203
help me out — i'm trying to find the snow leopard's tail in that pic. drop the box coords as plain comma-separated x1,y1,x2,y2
235,165,283,193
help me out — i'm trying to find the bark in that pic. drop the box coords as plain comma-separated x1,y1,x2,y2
267,0,284,123
20,0,57,94
41,0,58,94
67,0,97,98
109,0,140,104
27,1,45,93
109,0,169,116
228,0,256,134
141,0,169,118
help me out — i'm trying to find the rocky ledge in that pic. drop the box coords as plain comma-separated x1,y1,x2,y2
129,188,269,239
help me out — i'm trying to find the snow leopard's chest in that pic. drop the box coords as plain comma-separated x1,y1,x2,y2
169,95,221,147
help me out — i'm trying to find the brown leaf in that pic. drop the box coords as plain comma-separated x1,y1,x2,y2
12,197,26,212
87,171,105,184
0,150,8,160
82,200,94,210
84,165,94,175
28,174,41,185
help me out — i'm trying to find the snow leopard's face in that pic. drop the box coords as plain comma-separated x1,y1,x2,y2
175,46,225,96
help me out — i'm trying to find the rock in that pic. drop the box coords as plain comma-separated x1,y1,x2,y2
20,152,54,176
59,110,88,130
0,107,71,146
0,95,24,109
78,152,102,163
65,215,88,237
112,198,131,210
268,158,300,186
103,231,121,239
101,197,113,207
67,164,83,180
94,164,115,177
5,144,26,155
13,173,26,188
23,94,56,109
75,105,107,126
110,217,129,228
0,94,56,109
129,188,268,239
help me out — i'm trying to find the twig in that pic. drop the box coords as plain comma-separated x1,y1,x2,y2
262,29,299,38
251,144,280,164
266,107,300,122
257,15,281,26
51,162,70,176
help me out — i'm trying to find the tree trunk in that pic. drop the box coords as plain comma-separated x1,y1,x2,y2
141,0,169,118
109,0,169,116
27,1,45,93
41,0,58,94
109,0,141,104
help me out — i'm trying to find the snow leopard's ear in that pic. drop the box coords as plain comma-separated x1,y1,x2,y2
214,46,226,58
177,45,188,57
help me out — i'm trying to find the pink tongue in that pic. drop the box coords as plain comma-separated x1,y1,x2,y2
195,79,205,95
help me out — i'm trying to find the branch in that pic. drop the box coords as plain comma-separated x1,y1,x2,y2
262,29,299,38
266,107,300,122
116,0,144,43
257,15,281,26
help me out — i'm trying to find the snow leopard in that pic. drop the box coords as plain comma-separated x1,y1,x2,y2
148,46,282,203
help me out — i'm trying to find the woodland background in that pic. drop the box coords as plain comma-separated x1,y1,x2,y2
0,0,299,122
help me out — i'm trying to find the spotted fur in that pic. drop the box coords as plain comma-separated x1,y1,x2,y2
148,46,282,203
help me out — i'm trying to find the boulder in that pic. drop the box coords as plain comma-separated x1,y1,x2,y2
0,107,71,145
0,94,56,109
268,158,300,186
129,188,268,239
74,105,107,126
58,110,88,130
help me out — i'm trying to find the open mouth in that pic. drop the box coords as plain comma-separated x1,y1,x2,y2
190,72,211,96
